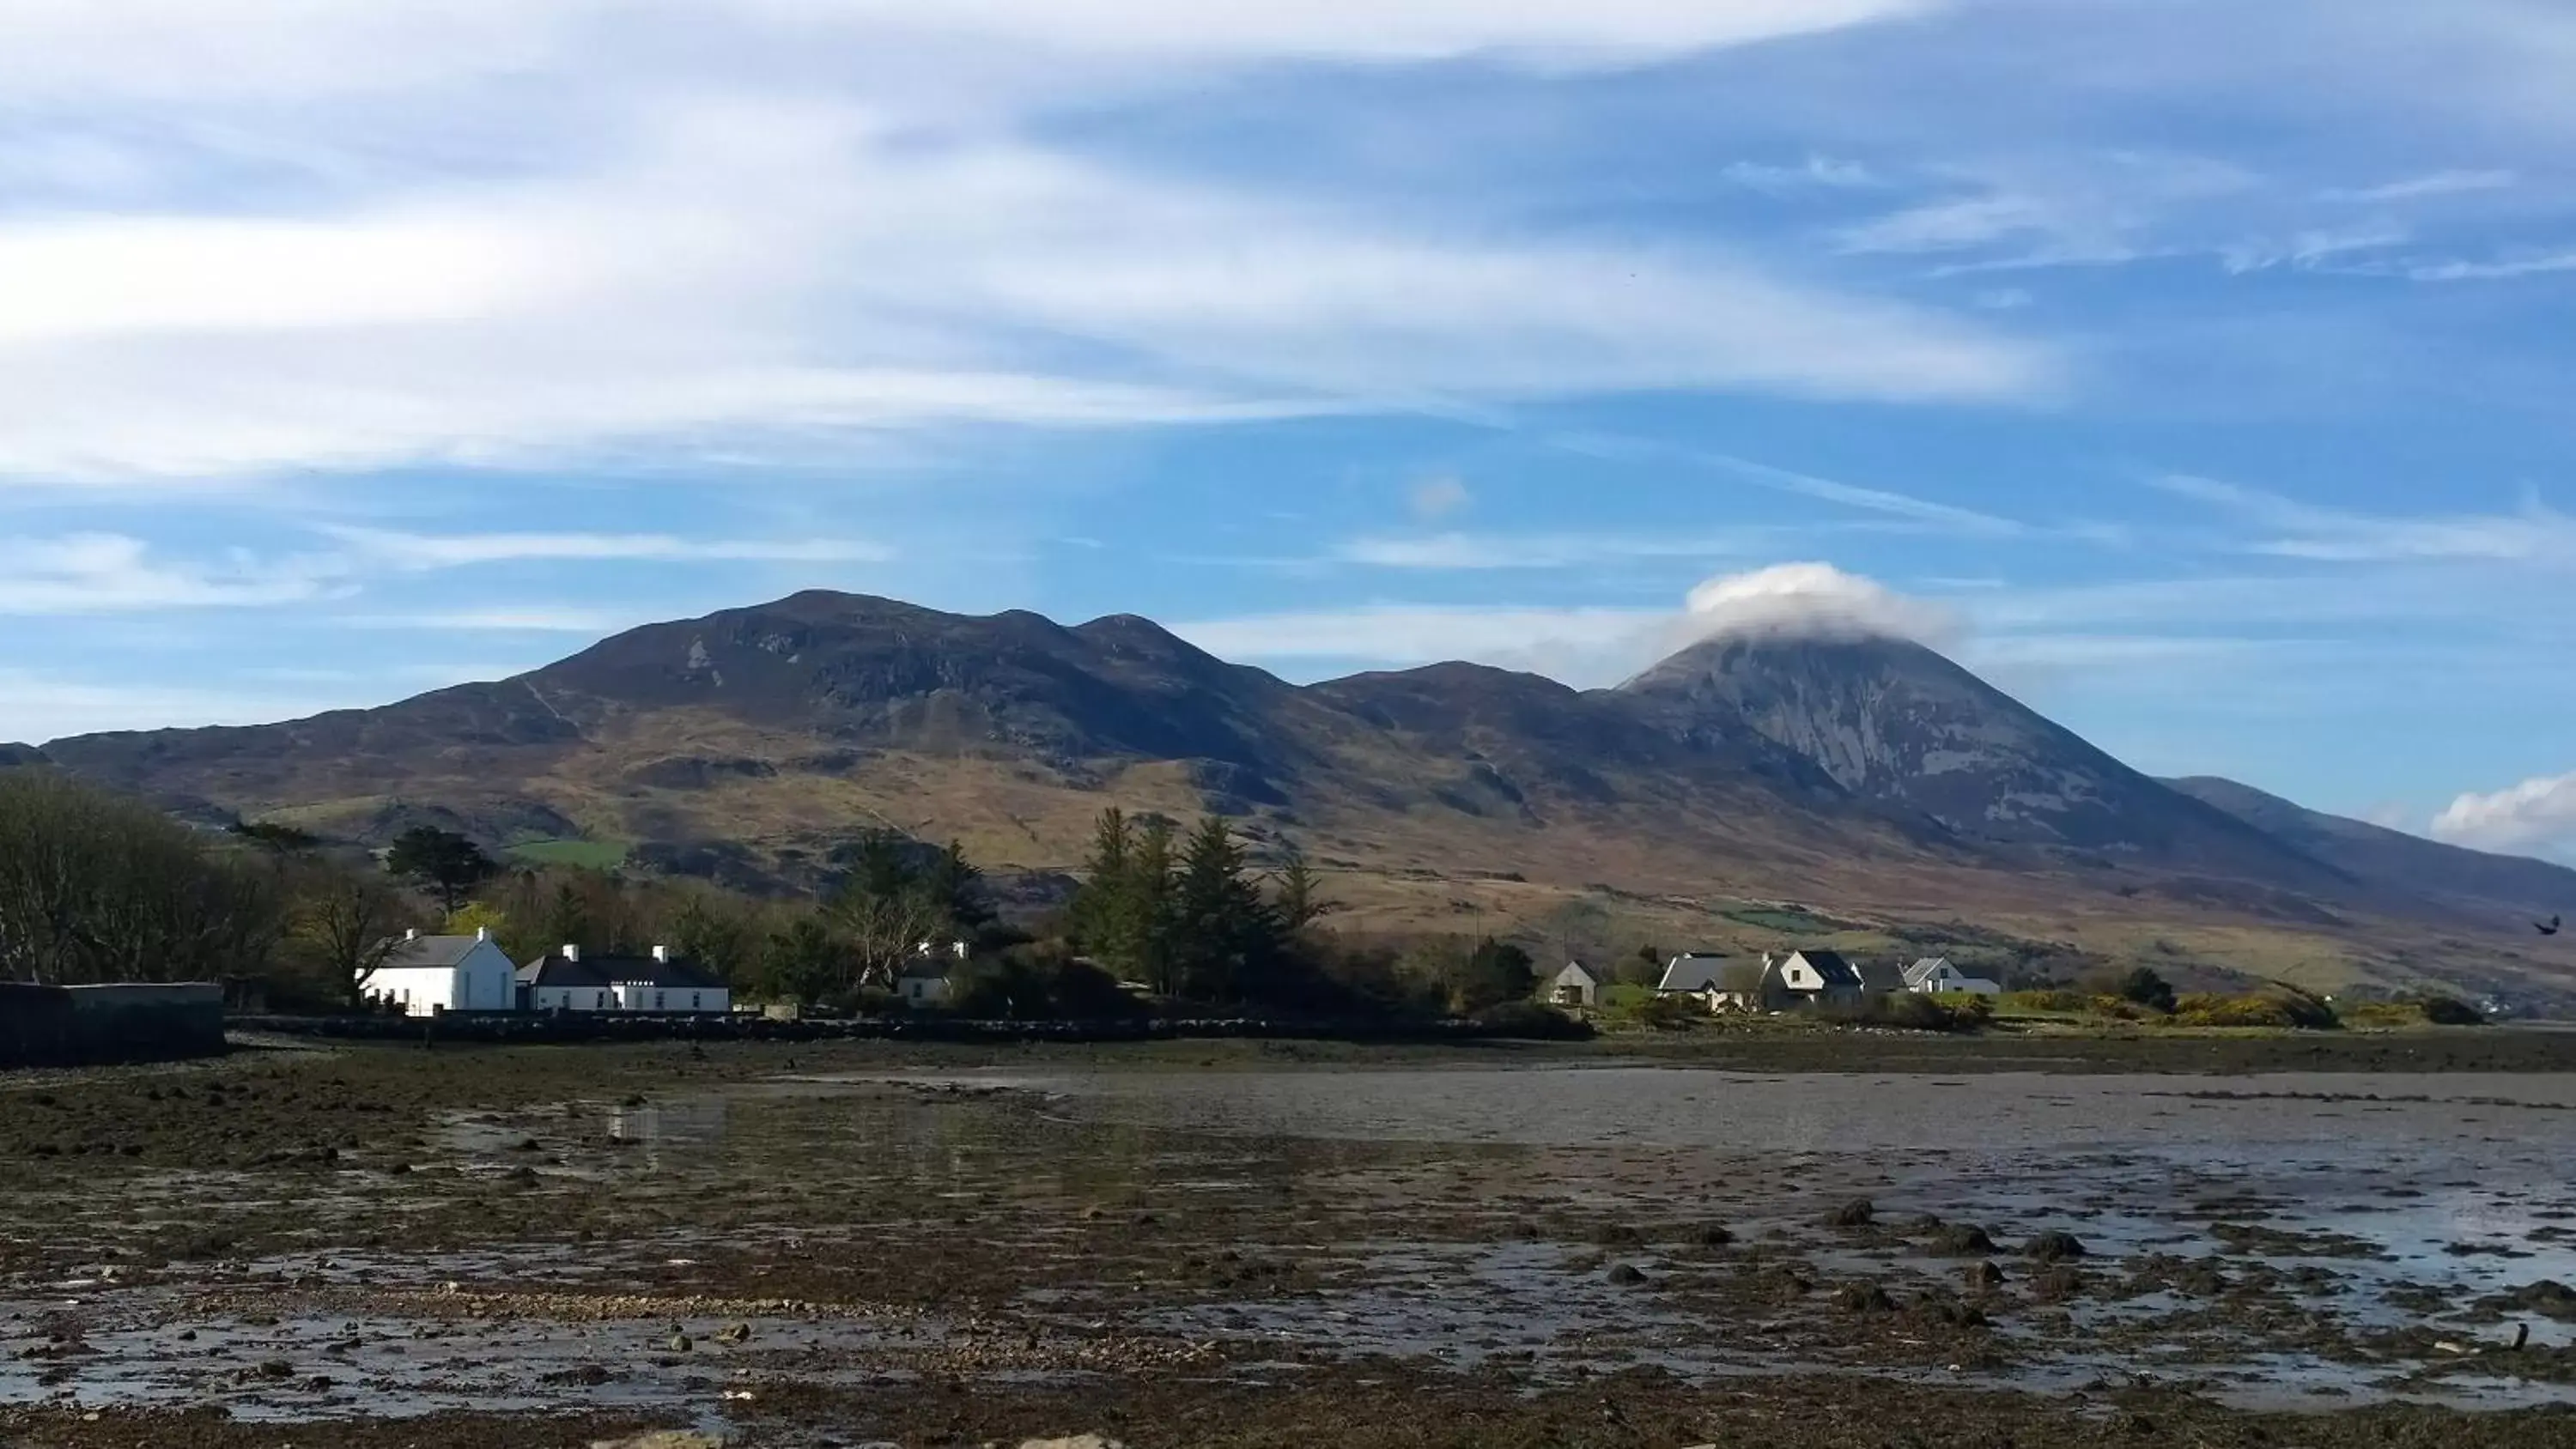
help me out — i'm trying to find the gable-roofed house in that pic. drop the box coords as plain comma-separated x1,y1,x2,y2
1546,961,1606,1009
362,928,519,1016
1903,957,2003,997
517,943,731,1015
1765,949,1869,1008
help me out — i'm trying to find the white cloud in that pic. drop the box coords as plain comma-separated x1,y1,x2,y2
2319,169,2518,203
344,607,652,634
1677,561,1959,647
2154,474,2576,563
1332,530,1762,570
322,527,890,569
2432,772,2576,858
0,97,2049,483
1709,453,2028,535
1409,474,1473,522
2396,251,2576,282
1721,155,1884,191
0,1,1939,107
0,533,334,614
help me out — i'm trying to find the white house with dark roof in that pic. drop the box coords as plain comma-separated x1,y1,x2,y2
362,928,519,1016
516,944,731,1014
1903,957,2002,997
1765,950,1870,1006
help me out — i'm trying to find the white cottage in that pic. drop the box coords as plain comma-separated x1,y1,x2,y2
362,928,520,1016
516,944,731,1014
1902,957,2002,997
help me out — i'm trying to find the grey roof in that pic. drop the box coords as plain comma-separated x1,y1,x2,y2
1656,954,1731,993
896,959,954,982
1552,961,1602,986
1715,961,1770,995
372,935,494,971
1854,958,1907,993
518,950,725,991
1902,957,1953,988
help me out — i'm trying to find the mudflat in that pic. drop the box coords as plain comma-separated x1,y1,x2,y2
9,1032,2576,1447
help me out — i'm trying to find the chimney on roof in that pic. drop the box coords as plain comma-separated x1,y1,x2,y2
563,943,580,963
405,927,419,941
651,944,669,963
951,939,968,960
475,926,489,942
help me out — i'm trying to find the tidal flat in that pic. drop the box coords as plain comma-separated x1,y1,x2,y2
9,1034,2576,1446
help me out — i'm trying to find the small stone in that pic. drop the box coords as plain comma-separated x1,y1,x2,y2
665,1332,692,1353
1828,1198,1876,1228
1963,1260,2008,1292
1832,1282,1897,1313
1606,1263,1648,1287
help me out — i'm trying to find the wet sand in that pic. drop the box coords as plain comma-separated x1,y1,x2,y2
9,1035,2576,1446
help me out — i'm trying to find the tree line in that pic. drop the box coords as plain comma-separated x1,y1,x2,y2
1,770,1562,1020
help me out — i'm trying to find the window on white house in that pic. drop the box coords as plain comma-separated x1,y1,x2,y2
654,991,665,1009
596,991,607,1009
691,993,702,1009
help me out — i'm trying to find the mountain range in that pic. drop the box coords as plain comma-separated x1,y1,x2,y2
12,591,2573,1003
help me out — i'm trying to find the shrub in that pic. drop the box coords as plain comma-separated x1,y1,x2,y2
1469,999,1595,1040
2166,986,2337,1031
1999,989,2089,1015
1933,992,1995,1027
2420,994,2483,1026
2111,967,2177,1014
1822,992,1978,1033
1625,992,1706,1031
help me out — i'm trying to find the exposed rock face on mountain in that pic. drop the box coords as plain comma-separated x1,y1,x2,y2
18,591,2573,998
2169,775,2576,919
1615,634,2346,888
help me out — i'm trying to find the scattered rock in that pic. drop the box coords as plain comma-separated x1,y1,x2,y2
714,1320,753,1344
1963,1260,2007,1293
1832,1282,1897,1314
2025,1230,2088,1264
1931,1223,1998,1257
1686,1222,1734,1247
1828,1199,1876,1228
589,1434,723,1449
1594,1222,1644,1247
665,1331,692,1353
2492,1281,2576,1320
1018,1437,1126,1449
1607,1263,1648,1287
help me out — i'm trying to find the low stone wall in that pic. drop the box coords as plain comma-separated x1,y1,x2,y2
227,1009,1585,1046
0,982,227,1069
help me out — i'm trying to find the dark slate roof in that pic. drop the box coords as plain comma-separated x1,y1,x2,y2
896,958,955,982
1552,961,1602,985
372,935,495,971
1716,961,1770,995
1792,950,1863,989
1656,954,1731,993
516,951,726,991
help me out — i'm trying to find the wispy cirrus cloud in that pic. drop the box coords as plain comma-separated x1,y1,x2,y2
2153,474,2576,563
1332,530,1767,571
321,526,891,569
2318,169,2518,203
0,533,337,615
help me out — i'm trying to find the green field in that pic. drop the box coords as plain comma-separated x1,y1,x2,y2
504,837,631,870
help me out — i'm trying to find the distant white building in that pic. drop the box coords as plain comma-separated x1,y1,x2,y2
1902,957,2002,997
363,928,519,1016
517,944,731,1014
896,940,969,1008
1546,961,1605,1009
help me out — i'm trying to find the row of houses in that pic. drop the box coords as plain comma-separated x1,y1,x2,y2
361,929,738,1017
1546,950,2002,1014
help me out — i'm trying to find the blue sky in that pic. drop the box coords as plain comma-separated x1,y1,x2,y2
4,0,2576,860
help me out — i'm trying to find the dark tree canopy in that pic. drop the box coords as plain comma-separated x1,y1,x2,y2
384,827,497,912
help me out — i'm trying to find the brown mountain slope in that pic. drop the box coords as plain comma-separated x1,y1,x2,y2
15,591,2576,1004
2166,775,2576,922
